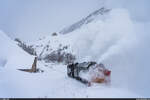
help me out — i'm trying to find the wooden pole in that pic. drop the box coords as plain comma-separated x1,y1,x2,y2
31,57,37,72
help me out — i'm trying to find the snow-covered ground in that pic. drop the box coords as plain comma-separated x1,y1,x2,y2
0,61,140,98
0,7,150,98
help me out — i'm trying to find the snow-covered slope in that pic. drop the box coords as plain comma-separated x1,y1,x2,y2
27,34,76,64
0,31,34,69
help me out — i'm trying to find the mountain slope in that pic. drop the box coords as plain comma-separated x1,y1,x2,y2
59,7,110,34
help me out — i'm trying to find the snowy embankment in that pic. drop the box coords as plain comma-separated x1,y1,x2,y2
0,8,149,97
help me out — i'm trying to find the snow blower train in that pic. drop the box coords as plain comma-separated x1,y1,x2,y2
67,61,111,86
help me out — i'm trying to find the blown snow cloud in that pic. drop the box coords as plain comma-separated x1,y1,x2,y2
67,9,137,63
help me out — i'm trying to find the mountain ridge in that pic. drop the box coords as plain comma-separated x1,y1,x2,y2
59,7,110,34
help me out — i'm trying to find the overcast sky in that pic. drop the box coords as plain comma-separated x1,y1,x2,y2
0,0,150,42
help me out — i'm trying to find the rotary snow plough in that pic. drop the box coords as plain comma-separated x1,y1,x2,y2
67,62,111,86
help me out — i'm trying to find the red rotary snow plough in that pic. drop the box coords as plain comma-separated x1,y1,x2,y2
67,62,111,86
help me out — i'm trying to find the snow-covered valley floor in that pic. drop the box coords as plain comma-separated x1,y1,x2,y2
0,61,141,98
